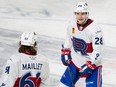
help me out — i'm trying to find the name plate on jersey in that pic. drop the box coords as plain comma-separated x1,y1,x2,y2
22,63,43,70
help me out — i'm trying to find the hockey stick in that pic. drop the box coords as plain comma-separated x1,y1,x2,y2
67,65,75,87
62,44,75,87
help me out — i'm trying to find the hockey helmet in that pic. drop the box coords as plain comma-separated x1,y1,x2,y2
21,32,37,46
74,2,88,13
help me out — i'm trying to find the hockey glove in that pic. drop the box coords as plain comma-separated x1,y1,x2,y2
61,45,72,66
79,61,96,78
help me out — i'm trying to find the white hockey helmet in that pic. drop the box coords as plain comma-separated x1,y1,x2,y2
74,2,88,13
21,32,37,46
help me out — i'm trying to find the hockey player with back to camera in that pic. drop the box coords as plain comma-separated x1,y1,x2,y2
0,32,50,87
59,2,104,87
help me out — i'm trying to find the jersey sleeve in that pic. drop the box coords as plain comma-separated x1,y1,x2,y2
90,25,104,66
1,57,18,87
41,60,49,81
64,23,72,49
40,58,50,86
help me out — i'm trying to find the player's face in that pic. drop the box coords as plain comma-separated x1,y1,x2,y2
75,12,88,24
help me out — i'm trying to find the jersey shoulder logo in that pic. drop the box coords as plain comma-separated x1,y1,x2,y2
72,28,75,34
5,66,10,74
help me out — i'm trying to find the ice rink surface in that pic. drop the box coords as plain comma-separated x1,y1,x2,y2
0,0,116,87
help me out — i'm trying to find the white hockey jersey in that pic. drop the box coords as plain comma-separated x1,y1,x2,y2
64,19,104,68
0,52,49,87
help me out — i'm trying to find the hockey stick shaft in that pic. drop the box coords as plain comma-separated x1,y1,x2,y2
67,65,75,87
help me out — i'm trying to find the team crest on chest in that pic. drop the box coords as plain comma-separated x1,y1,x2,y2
72,28,75,34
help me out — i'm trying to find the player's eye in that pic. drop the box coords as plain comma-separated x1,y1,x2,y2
75,12,79,15
81,12,87,15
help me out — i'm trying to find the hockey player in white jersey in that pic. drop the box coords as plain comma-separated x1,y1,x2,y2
59,2,103,87
0,32,50,87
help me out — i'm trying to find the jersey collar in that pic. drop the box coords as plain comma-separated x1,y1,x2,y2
77,19,93,31
23,52,37,56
